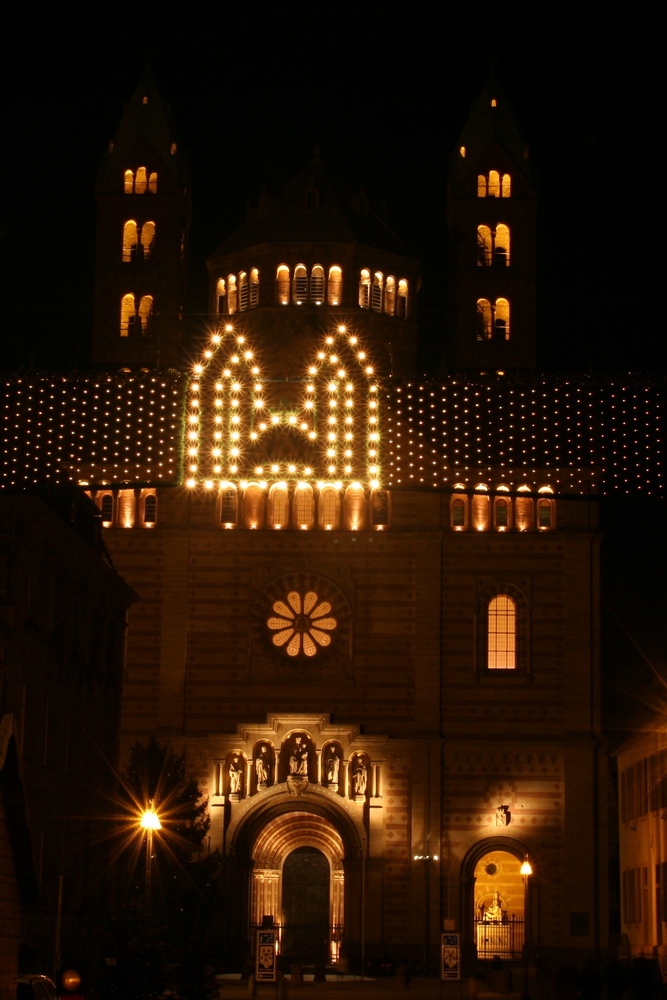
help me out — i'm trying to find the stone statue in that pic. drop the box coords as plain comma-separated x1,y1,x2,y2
255,745,270,786
229,756,243,794
289,735,308,776
484,891,504,922
352,756,367,796
326,751,340,784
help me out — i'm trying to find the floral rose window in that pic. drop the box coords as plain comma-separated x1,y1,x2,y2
267,590,337,657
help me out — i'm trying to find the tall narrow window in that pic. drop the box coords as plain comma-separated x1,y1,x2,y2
488,171,500,197
294,486,314,528
371,272,384,312
220,487,237,524
501,174,511,197
122,220,138,262
120,294,135,337
359,269,371,309
140,221,155,261
477,226,493,266
495,298,510,341
476,299,492,341
138,295,153,336
384,276,396,315
495,497,510,530
124,170,134,194
495,224,510,266
488,595,516,669
452,497,467,528
515,487,533,531
148,172,158,193
328,266,342,305
144,495,157,524
397,279,408,318
472,485,490,530
227,275,237,314
319,487,340,529
294,264,308,304
100,494,114,524
135,167,147,194
250,268,259,308
216,278,226,315
344,484,366,530
477,175,487,197
310,265,324,303
277,265,290,305
239,272,248,312
270,487,288,528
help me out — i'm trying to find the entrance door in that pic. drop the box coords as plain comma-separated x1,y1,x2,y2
474,850,525,959
282,847,329,965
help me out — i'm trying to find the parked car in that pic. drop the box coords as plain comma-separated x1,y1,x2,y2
16,974,58,1000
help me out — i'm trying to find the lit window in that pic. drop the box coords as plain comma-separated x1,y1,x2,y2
220,487,237,524
250,268,259,308
344,484,365,530
140,221,155,261
384,276,396,316
319,487,340,529
120,293,136,337
138,295,153,336
148,171,158,194
294,264,308,304
144,494,157,524
359,269,371,309
276,265,290,305
227,275,237,315
270,486,288,528
122,220,138,262
371,272,384,312
488,170,500,197
476,299,493,341
294,486,314,527
239,272,248,312
100,494,114,523
135,166,147,195
328,266,342,305
216,278,226,315
537,488,555,530
124,169,134,194
495,497,510,530
488,595,516,669
502,174,511,197
397,279,408,319
477,226,493,267
494,298,510,341
477,175,487,197
311,265,324,304
452,497,466,527
495,224,510,267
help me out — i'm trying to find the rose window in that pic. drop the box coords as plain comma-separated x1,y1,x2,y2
267,590,337,657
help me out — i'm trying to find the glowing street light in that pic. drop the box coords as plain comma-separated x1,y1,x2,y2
520,855,533,1000
141,802,161,912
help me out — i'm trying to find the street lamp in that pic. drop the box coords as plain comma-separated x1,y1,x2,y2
141,801,161,912
520,855,533,1000
413,854,439,973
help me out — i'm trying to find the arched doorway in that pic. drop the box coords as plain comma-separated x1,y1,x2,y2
282,847,330,963
474,850,526,959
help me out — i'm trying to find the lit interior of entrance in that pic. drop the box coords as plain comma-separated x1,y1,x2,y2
474,850,525,959
250,811,344,964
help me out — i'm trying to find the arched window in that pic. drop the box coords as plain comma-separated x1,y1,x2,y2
100,494,114,524
140,221,155,261
239,271,248,312
344,484,366,530
227,275,237,315
515,486,533,531
494,298,510,341
328,266,342,306
319,487,340,529
384,276,396,315
276,265,290,305
371,272,384,312
143,494,157,525
451,487,468,530
537,487,555,530
220,486,237,525
397,279,408,319
270,486,288,528
294,264,308,304
488,170,500,197
476,299,493,341
501,174,511,197
242,484,264,529
250,268,259,308
120,294,135,337
135,166,147,194
371,490,389,526
310,265,324,304
477,226,493,267
487,595,516,669
124,170,134,194
117,489,135,528
216,278,226,315
472,485,490,530
137,295,153,336
294,485,314,528
494,496,511,530
359,269,371,309
122,220,138,262
495,224,510,267
477,175,487,197
148,172,158,193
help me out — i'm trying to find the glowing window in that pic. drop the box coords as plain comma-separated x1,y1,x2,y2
451,496,467,529
371,490,389,526
124,170,134,194
277,265,290,305
488,595,516,669
538,500,552,529
477,175,487,197
239,271,248,312
140,221,155,260
371,272,384,312
294,486,314,527
384,276,396,315
477,226,493,267
488,171,500,197
216,278,226,315
250,268,259,308
122,220,138,262
328,266,342,305
319,487,340,528
135,166,147,194
476,299,493,341
243,484,264,528
120,293,135,337
270,487,288,527
100,494,114,523
220,487,237,524
344,484,366,530
495,298,510,341
397,279,408,319
228,275,237,315
502,174,511,197
144,494,157,524
294,264,308,304
495,224,510,267
359,269,371,309
148,172,158,193
311,265,324,303
495,497,510,529
138,295,153,336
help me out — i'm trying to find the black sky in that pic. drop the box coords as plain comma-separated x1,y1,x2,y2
0,6,661,372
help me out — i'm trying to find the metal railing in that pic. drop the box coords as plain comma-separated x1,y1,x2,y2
475,917,525,959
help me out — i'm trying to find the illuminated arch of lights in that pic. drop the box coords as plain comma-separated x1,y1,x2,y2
184,324,382,489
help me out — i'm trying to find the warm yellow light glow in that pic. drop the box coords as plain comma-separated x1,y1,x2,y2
141,807,161,831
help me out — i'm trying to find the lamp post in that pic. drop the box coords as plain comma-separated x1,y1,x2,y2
140,801,161,912
520,855,533,1000
413,854,439,973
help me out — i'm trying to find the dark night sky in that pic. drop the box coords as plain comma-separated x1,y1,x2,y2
0,6,661,373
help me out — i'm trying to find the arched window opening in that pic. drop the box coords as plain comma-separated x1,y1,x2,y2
477,226,493,267
239,272,248,312
371,272,384,312
311,265,325,304
371,490,389,527
502,174,511,197
148,172,158,193
328,266,342,306
220,487,237,525
120,294,136,337
476,299,493,341
243,484,264,529
488,170,500,197
537,499,553,530
472,485,490,530
344,484,366,530
270,486,288,528
227,275,237,315
277,265,290,305
135,166,147,195
144,494,157,525
250,268,259,308
495,298,510,341
117,489,135,528
138,295,153,336
384,276,396,316
397,279,408,319
495,224,510,267
319,487,340,529
100,494,114,524
294,264,308,304
122,220,138,262
515,487,533,532
216,278,226,315
488,595,516,669
294,486,314,528
495,497,510,530
477,175,487,197
359,269,371,309
451,495,467,530
140,221,155,261
124,170,134,194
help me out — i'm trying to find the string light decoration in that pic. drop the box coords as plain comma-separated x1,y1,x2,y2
183,324,381,488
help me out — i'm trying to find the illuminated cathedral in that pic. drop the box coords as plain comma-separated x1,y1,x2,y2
1,70,663,977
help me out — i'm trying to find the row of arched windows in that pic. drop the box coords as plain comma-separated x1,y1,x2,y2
477,225,510,267
220,484,389,530
477,171,511,198
451,485,554,532
476,298,510,341
94,489,157,527
359,271,409,317
122,220,155,262
120,294,153,337
124,167,158,194
216,271,260,314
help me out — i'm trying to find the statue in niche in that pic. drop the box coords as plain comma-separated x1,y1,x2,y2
326,750,340,785
255,745,270,787
229,756,243,795
483,891,505,922
289,735,309,776
352,756,367,796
